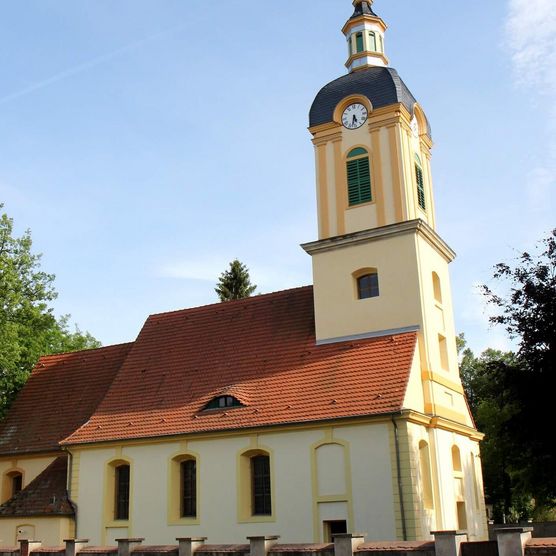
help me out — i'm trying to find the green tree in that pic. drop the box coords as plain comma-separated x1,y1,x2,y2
479,228,556,512
215,259,257,302
458,337,526,521
0,206,100,417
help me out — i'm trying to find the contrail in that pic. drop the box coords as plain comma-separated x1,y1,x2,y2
0,24,183,106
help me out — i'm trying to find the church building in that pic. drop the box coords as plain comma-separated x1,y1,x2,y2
0,0,488,547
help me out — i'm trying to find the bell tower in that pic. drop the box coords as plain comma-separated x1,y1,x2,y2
302,0,472,429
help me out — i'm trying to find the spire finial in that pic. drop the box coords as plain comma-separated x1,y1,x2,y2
350,0,378,19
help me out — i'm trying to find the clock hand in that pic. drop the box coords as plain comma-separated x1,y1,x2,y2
352,115,358,125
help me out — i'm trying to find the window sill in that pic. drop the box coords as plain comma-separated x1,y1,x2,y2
347,200,375,210
238,515,276,524
104,520,130,528
168,517,200,526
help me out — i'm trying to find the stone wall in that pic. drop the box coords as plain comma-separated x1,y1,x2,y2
0,529,554,556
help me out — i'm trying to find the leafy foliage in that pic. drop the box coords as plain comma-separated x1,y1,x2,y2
481,229,556,508
0,207,100,417
458,337,526,521
460,229,556,520
215,259,257,302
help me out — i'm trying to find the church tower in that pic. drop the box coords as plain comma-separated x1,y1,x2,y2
303,0,468,426
303,0,486,538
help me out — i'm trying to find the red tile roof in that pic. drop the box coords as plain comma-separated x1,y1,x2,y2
0,456,73,516
527,538,556,549
63,286,416,445
0,343,133,455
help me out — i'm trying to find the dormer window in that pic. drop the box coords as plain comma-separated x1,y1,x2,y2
204,395,243,411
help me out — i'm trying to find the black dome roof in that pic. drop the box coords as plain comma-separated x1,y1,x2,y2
309,66,431,135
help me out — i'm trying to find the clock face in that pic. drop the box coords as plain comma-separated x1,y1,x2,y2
342,103,368,130
410,115,419,138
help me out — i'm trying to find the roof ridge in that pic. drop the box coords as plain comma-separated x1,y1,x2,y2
37,341,134,363
147,285,313,320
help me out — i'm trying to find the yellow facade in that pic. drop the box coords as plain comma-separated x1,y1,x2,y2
63,407,486,546
0,516,74,546
0,455,58,504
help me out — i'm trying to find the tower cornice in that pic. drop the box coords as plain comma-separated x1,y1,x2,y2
342,14,387,36
301,219,456,262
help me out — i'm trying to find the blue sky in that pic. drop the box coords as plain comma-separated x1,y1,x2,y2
1,0,554,354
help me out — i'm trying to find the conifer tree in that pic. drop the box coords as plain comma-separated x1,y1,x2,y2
215,259,257,302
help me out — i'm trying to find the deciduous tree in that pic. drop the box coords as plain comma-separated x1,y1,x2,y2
0,206,100,417
479,228,556,512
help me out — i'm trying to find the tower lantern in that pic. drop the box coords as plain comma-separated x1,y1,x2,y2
343,0,388,71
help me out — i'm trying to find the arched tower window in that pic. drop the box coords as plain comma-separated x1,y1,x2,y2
346,148,372,206
419,441,434,510
368,31,377,52
432,272,442,304
357,272,379,299
415,154,426,210
452,445,462,472
355,32,364,53
452,446,467,529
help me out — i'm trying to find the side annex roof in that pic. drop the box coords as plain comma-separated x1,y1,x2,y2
0,343,133,456
0,456,73,517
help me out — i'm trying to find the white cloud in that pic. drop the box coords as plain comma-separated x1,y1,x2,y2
505,0,556,230
506,0,556,92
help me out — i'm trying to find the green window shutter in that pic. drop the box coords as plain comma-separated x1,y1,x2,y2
356,33,364,53
347,156,372,206
415,164,426,210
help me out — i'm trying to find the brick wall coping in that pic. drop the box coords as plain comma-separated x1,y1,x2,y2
30,548,64,553
79,548,118,553
196,546,249,553
132,548,178,554
270,545,334,553
357,542,435,552
527,540,556,548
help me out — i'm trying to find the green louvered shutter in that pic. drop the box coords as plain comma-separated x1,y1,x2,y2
415,163,426,210
347,156,372,206
356,32,364,53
